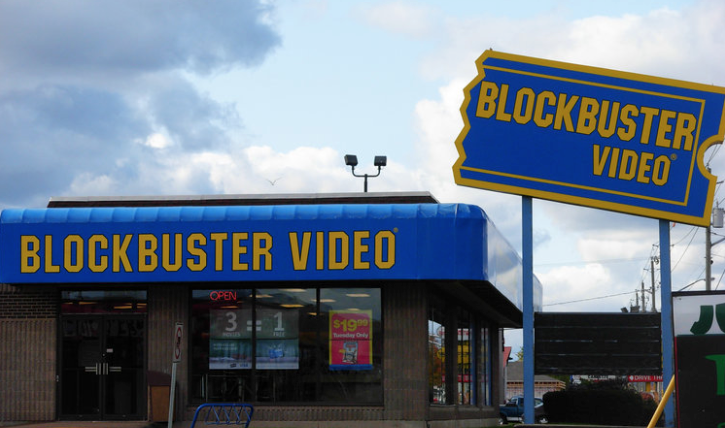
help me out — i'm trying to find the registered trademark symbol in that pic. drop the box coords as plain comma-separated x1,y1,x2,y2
393,228,398,233
670,154,677,161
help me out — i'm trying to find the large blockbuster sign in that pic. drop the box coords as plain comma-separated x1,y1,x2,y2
453,50,725,227
453,50,725,427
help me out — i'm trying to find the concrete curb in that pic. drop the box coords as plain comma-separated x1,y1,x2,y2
516,426,647,428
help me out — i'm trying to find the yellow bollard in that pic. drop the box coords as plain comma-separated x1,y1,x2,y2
648,375,676,428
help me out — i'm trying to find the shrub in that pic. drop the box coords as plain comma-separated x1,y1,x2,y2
543,379,662,426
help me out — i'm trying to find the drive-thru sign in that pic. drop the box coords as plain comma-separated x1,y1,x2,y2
454,50,725,227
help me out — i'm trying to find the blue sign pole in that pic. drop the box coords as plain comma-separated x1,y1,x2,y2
523,196,535,424
659,219,675,427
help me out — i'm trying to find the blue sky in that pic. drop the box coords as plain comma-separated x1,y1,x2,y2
1,0,724,353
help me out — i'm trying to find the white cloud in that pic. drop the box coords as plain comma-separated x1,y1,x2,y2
140,132,173,149
407,0,725,316
539,263,615,311
68,173,117,196
357,1,438,39
5,0,725,315
578,233,655,263
419,1,725,86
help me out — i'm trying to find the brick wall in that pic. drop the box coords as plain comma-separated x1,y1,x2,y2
383,282,428,421
0,284,58,422
0,283,58,319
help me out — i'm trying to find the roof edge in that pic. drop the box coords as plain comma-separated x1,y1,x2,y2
47,192,439,208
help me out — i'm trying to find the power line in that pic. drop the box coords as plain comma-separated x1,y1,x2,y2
535,257,649,267
671,227,698,272
545,290,637,307
672,225,697,246
715,268,725,290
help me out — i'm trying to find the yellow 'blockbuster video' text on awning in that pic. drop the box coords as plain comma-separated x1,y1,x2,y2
19,230,397,274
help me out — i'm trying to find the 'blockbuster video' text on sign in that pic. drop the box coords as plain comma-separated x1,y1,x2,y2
453,50,725,227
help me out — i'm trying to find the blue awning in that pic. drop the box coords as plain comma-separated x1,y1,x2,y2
0,203,542,311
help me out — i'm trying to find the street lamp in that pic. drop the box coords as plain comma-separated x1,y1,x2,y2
344,154,387,192
677,277,716,292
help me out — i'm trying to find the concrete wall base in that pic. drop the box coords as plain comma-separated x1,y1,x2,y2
247,419,500,428
429,419,499,428
250,422,426,428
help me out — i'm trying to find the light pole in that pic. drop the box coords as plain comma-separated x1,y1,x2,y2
344,154,387,192
706,205,725,290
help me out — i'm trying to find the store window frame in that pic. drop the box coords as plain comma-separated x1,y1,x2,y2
428,291,493,408
189,284,382,405
428,296,449,405
457,307,475,406
479,322,493,406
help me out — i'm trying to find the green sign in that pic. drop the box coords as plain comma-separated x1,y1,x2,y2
673,292,725,427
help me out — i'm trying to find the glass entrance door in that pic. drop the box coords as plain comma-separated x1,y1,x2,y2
60,315,146,420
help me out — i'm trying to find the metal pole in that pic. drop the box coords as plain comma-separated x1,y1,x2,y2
659,220,675,427
707,226,712,291
647,375,676,428
641,281,646,312
651,258,657,312
522,196,535,424
168,362,177,428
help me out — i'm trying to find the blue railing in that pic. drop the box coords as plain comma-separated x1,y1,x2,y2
190,403,254,428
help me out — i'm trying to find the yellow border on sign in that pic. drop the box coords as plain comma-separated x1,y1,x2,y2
453,50,725,227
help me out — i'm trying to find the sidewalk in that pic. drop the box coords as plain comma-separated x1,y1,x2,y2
0,422,190,428
515,426,647,428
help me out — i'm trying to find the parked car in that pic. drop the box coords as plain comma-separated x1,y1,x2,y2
499,395,548,424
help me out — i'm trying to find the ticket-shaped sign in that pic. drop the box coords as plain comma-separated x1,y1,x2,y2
453,51,725,226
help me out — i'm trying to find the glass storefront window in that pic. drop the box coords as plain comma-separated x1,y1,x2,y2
255,288,317,402
458,309,473,405
319,288,382,403
61,290,147,313
428,301,447,404
480,325,492,406
191,289,254,402
428,294,494,408
191,286,381,404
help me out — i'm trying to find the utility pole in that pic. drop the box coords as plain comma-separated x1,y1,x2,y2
634,289,640,313
641,281,647,313
707,206,724,291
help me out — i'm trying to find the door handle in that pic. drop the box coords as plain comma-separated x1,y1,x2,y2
86,363,121,375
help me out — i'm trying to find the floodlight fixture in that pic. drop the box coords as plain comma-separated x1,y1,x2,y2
344,154,387,192
344,154,358,167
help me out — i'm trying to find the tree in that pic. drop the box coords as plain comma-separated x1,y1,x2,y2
515,346,524,361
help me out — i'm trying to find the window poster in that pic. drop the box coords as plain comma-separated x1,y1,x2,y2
209,309,252,369
209,307,300,370
329,310,373,370
255,308,299,369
